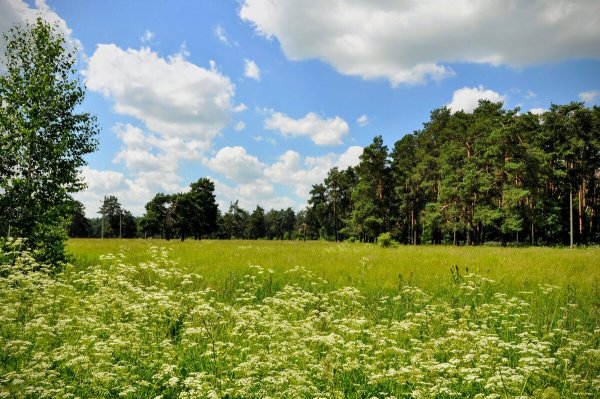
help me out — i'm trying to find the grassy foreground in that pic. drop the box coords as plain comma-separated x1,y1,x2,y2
0,239,598,398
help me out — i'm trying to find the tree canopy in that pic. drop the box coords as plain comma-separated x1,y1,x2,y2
0,18,98,263
307,101,600,246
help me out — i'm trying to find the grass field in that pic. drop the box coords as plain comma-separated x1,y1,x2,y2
1,239,599,398
68,239,599,295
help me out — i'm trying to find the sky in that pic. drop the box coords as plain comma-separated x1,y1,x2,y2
1,0,600,217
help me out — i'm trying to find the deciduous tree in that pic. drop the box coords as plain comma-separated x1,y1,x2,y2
0,18,98,263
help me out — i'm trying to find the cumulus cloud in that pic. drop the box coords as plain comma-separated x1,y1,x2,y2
447,85,505,113
79,166,128,194
356,114,369,127
74,166,185,217
213,178,295,212
337,146,363,170
76,122,207,216
244,59,261,81
206,145,362,211
264,111,349,146
233,103,248,113
85,45,235,150
265,146,362,199
208,146,265,184
579,90,599,103
239,0,600,86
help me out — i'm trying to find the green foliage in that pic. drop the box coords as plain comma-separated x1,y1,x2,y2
67,200,92,238
0,18,98,265
377,232,398,247
309,101,600,246
247,205,266,239
138,178,218,240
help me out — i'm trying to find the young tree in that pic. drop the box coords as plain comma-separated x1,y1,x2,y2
139,193,174,239
220,201,249,239
188,178,219,239
66,200,92,238
98,195,122,238
0,18,98,263
247,205,266,239
349,136,390,241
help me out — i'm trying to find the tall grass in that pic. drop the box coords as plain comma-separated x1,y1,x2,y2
68,239,599,295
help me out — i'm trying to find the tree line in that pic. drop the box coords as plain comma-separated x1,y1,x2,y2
67,179,304,241
307,101,600,246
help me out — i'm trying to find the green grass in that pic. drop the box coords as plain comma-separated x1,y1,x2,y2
67,238,600,295
1,239,598,398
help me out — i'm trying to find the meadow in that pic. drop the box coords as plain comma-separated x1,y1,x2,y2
1,238,599,398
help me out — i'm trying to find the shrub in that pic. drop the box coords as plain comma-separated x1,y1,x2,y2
377,232,398,247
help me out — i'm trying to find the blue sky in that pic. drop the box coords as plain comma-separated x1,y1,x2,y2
2,0,600,216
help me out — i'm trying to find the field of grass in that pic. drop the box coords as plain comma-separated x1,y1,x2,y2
67,239,599,296
1,238,599,398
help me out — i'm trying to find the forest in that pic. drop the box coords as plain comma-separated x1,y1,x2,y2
67,100,600,246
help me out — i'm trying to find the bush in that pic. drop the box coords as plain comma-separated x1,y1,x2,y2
377,232,398,248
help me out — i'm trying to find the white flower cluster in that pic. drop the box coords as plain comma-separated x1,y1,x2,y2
0,243,598,398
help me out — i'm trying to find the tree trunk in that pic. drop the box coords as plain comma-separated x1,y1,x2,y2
578,185,584,242
333,200,338,242
570,190,574,249
530,198,535,245
411,209,415,245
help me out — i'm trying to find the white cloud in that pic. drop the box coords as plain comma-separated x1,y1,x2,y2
140,30,154,44
0,0,81,68
79,166,128,193
233,103,248,113
356,114,369,127
447,85,506,113
529,108,547,115
112,123,204,164
75,123,206,217
579,90,599,103
240,0,600,86
214,24,229,45
208,145,362,211
337,146,362,170
213,178,295,212
252,135,276,145
265,146,362,199
78,139,362,215
85,45,235,150
244,59,261,81
264,111,349,146
74,166,185,217
207,146,265,183
234,121,246,131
